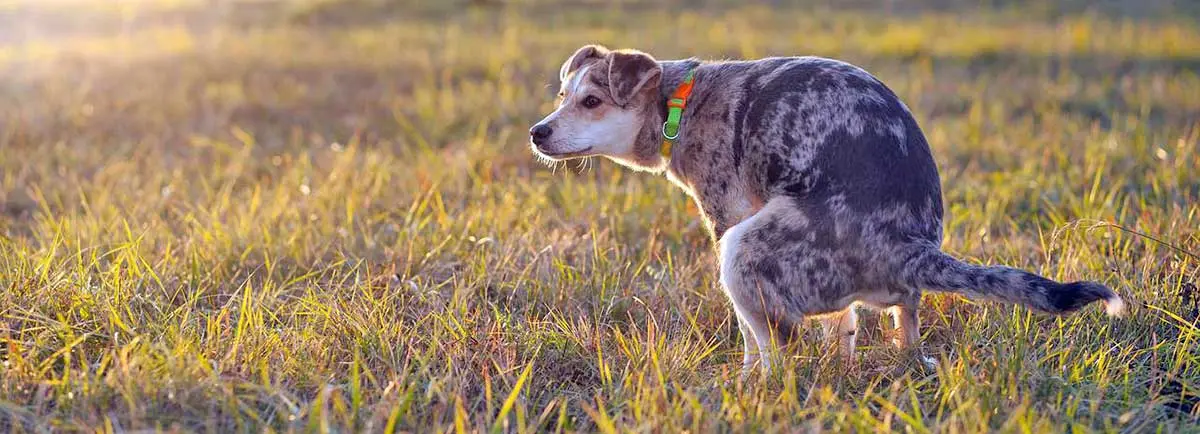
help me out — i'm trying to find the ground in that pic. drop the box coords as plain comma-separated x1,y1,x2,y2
1,0,1198,432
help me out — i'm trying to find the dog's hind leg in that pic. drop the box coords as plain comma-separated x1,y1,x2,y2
819,307,858,361
722,248,782,372
718,199,831,374
735,314,761,371
887,293,936,369
719,207,790,374
886,303,916,350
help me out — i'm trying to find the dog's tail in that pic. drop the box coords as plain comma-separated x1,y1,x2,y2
900,243,1126,316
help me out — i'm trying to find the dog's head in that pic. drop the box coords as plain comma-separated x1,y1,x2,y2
530,45,663,168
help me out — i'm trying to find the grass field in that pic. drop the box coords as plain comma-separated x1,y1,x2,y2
2,0,1199,431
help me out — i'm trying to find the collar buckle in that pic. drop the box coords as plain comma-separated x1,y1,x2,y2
662,121,679,140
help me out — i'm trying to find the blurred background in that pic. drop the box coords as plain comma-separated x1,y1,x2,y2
1,0,1198,431
3,0,1198,150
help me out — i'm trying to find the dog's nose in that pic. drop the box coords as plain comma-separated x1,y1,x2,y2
530,124,553,145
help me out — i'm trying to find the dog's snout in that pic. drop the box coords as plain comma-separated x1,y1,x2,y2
530,124,553,145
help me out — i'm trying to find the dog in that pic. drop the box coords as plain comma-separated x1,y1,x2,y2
529,45,1126,372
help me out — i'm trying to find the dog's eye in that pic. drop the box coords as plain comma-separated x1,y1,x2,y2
581,95,602,109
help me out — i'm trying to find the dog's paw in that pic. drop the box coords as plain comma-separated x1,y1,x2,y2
917,354,938,372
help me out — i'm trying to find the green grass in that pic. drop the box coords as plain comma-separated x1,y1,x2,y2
1,0,1198,431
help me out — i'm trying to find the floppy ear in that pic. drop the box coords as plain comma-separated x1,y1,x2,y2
607,50,662,106
560,45,609,82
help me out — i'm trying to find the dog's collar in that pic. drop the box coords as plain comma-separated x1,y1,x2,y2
660,68,696,159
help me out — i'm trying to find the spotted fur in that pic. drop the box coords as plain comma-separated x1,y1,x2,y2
532,45,1127,372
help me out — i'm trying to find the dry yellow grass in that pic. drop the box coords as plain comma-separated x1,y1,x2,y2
1,0,1198,431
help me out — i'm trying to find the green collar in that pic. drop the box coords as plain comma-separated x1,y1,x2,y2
660,68,696,158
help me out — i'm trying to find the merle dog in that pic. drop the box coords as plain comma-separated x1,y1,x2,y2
530,45,1125,372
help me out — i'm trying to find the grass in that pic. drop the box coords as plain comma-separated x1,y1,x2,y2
1,0,1198,431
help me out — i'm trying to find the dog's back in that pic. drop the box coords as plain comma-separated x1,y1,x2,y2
673,57,941,287
694,56,1124,320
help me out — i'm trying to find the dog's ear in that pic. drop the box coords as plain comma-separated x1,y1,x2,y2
560,45,609,82
607,50,661,106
